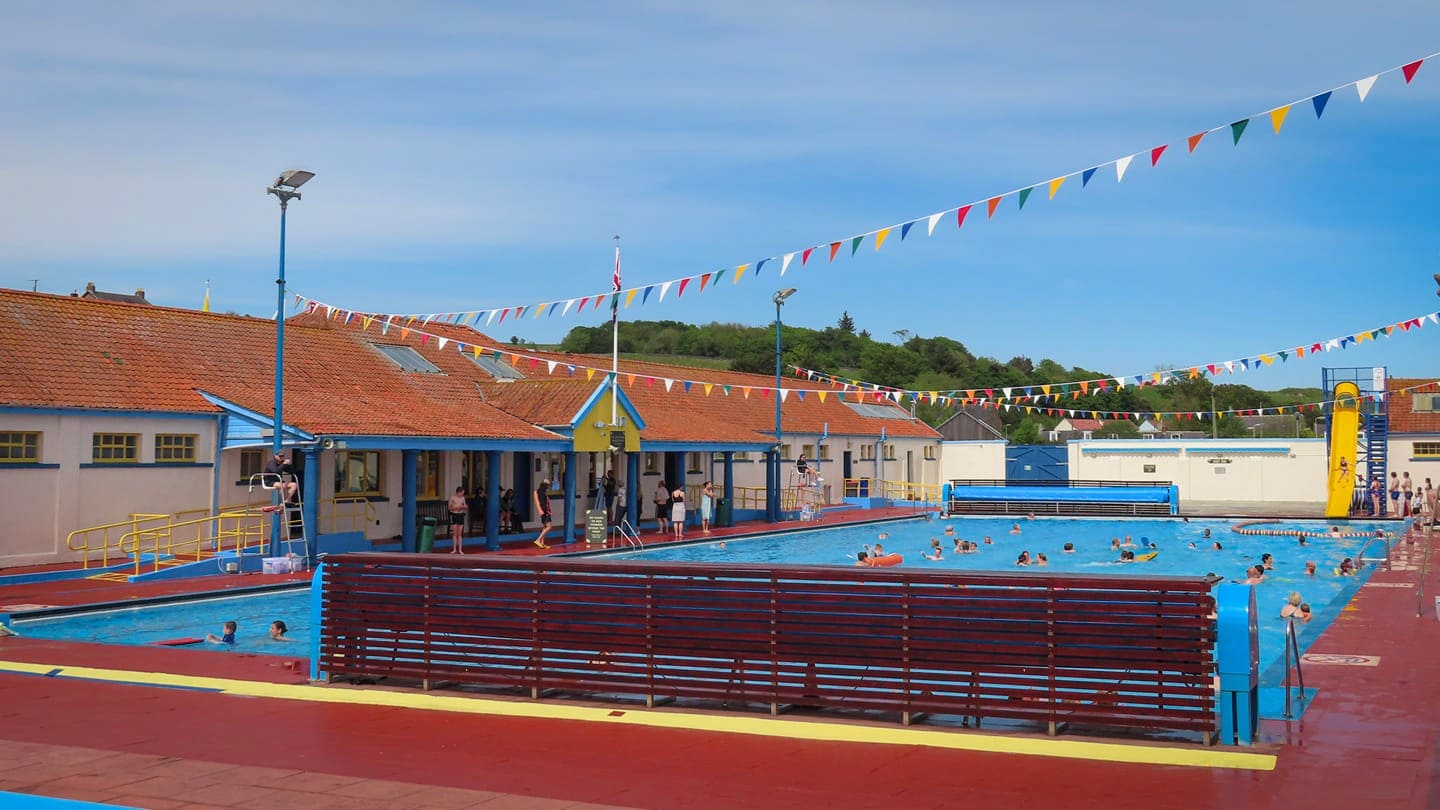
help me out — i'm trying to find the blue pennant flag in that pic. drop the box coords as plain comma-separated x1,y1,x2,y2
1312,91,1331,119
1081,167,1098,187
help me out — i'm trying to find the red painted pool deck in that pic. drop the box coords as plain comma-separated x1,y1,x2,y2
1,511,1438,808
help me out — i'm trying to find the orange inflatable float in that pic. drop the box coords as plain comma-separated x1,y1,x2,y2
866,553,904,567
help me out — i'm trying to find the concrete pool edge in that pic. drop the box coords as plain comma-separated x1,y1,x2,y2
0,657,1276,772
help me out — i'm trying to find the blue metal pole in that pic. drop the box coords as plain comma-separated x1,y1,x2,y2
271,200,288,554
773,300,782,522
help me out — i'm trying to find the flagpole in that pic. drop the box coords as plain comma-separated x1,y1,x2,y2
611,235,620,428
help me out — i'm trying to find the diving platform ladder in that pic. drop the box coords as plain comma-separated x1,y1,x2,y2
787,470,826,522
250,472,310,564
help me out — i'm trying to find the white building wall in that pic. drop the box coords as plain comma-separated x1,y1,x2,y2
1386,437,1440,492
939,441,1007,481
1067,438,1328,504
1,412,218,566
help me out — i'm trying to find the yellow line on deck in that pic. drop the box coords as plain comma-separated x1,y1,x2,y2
0,659,1275,771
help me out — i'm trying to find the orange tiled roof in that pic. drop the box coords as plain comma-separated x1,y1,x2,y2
1387,378,1440,434
299,314,939,443
0,289,560,441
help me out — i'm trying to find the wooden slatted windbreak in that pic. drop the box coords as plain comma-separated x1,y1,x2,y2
320,554,1217,740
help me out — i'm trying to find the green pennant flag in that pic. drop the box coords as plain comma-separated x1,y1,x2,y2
850,235,864,256
1230,119,1249,145
1018,186,1034,210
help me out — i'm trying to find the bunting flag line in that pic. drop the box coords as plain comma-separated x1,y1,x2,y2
787,307,1440,406
289,290,1439,423
300,52,1434,327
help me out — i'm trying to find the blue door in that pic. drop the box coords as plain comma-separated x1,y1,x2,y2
1005,445,1068,481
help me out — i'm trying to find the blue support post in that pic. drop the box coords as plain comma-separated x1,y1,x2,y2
626,451,641,528
1215,582,1259,745
271,201,288,554
485,450,501,551
1169,484,1180,516
563,450,577,543
301,445,320,561
401,449,418,553
723,451,734,524
308,561,326,681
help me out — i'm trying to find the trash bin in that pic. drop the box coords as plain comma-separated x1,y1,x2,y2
716,498,732,528
418,516,438,553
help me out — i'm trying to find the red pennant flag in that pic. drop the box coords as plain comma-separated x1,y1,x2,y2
577,297,589,311
1403,59,1424,83
1206,364,1218,375
498,308,510,323
1187,132,1206,152
956,204,972,229
986,196,1002,218
1150,145,1168,166
802,247,814,265
828,241,842,262
677,278,690,297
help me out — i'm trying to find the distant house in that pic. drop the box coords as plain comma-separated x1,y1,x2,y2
1137,418,1207,440
1049,417,1104,442
76,281,151,305
935,406,1004,442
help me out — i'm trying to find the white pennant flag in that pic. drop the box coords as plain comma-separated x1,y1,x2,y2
422,314,434,324
927,212,944,236
663,378,674,392
486,310,499,325
658,281,673,303
781,253,795,276
1114,377,1126,389
1429,313,1439,325
1001,388,1012,399
560,299,575,316
436,337,448,350
779,389,790,402
546,360,557,374
1115,154,1135,182
1355,75,1379,102
1326,338,1340,350
1224,361,1235,373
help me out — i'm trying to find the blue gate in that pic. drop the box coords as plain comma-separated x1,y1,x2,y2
1005,445,1068,481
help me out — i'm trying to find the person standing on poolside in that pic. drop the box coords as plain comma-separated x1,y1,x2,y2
653,480,670,536
1402,471,1414,517
1389,472,1401,516
446,486,468,554
1370,476,1382,516
613,479,627,527
700,481,715,534
533,478,553,549
671,485,687,540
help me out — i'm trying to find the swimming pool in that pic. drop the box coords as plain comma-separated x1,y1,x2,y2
596,515,1390,683
11,586,309,656
9,515,1390,680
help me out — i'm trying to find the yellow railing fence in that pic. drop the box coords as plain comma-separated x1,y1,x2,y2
117,510,267,577
66,514,171,569
324,495,375,537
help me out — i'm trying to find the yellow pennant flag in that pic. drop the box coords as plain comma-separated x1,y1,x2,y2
362,315,374,330
1269,105,1290,134
1048,176,1066,200
471,346,482,358
1260,354,1274,366
535,302,549,317
733,264,749,284
874,228,890,251
1041,385,1051,396
585,368,595,380
817,391,828,403
704,383,713,396
625,289,638,308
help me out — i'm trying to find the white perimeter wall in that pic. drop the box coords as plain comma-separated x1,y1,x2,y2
1067,438,1328,504
939,441,1007,482
1,412,218,566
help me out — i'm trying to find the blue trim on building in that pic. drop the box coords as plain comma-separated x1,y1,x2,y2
641,441,770,452
1079,448,1183,455
78,462,215,469
324,435,567,451
0,463,61,470
196,390,313,446
1195,447,1292,454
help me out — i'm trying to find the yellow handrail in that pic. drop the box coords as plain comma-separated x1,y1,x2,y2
324,495,375,537
117,510,267,577
66,514,171,569
842,478,941,504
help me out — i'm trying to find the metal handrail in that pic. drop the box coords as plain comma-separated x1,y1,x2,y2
1357,533,1392,567
117,510,267,576
1282,617,1307,719
65,514,171,569
324,495,375,536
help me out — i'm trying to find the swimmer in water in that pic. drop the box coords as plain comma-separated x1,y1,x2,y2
1010,523,1022,535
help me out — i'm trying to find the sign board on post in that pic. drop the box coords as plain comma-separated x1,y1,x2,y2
585,509,607,545
1372,367,1386,394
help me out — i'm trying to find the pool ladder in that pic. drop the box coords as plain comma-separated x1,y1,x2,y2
613,518,643,549
1281,617,1307,720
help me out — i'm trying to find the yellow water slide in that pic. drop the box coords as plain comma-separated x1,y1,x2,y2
1325,381,1360,518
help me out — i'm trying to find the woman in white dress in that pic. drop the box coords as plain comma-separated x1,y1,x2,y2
700,481,715,534
671,487,687,540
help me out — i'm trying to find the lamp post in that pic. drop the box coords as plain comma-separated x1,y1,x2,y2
266,170,315,552
772,288,797,522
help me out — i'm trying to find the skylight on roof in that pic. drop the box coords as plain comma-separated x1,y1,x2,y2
371,343,442,374
843,401,911,420
465,352,525,380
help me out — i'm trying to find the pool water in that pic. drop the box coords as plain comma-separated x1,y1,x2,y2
9,515,1392,681
12,587,309,656
600,515,1390,683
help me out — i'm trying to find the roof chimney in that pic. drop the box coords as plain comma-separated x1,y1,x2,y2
134,288,146,300
85,282,96,294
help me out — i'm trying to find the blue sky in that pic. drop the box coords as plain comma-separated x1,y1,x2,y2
2,2,1439,390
